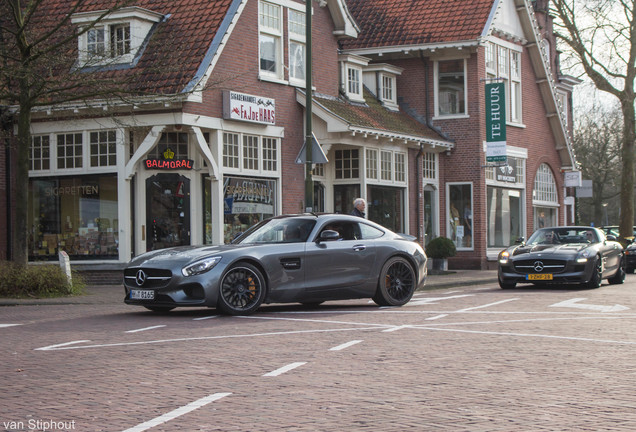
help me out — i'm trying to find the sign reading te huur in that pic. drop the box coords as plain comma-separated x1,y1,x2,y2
223,91,276,125
485,82,507,163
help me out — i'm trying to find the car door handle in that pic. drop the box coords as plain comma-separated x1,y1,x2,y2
352,244,366,252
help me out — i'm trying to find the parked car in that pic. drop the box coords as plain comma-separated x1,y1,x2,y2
497,226,625,289
600,225,636,239
124,214,427,315
625,240,636,273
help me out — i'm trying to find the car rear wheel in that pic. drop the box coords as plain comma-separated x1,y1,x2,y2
608,256,626,285
584,256,603,289
372,256,416,306
217,262,266,315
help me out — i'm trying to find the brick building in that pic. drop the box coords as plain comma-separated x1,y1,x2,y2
1,0,576,271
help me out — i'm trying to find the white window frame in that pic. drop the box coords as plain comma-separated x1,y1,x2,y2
89,130,117,168
30,135,51,172
446,182,474,251
422,152,437,181
222,132,281,176
485,40,524,126
380,73,399,110
259,1,284,81
339,54,369,103
288,9,306,86
533,163,559,206
434,58,468,118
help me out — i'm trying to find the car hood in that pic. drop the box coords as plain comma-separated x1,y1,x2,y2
512,243,588,257
128,244,246,267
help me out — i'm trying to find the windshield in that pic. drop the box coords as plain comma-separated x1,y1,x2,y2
527,228,599,245
234,218,316,244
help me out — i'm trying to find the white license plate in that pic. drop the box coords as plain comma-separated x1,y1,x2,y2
130,289,155,300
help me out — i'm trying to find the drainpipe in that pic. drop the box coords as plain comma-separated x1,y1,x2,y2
416,143,423,243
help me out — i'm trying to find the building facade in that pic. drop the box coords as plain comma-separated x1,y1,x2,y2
3,0,577,271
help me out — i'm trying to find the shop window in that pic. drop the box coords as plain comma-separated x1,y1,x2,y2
436,59,466,116
243,135,259,170
335,149,359,179
368,185,404,233
57,133,83,169
366,149,378,179
90,130,117,167
448,183,473,249
28,175,118,260
334,184,360,214
423,186,437,246
422,152,437,180
223,176,277,243
223,133,240,168
30,135,50,171
487,187,522,248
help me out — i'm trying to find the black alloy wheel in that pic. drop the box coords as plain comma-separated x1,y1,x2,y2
373,256,416,306
218,262,266,315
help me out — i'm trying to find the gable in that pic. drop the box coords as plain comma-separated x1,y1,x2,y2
490,0,525,41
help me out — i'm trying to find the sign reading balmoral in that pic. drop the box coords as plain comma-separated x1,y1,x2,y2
223,91,275,125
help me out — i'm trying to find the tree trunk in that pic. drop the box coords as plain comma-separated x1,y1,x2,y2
619,98,635,245
13,86,31,267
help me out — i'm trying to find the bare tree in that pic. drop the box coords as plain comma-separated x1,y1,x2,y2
572,104,622,226
550,0,636,243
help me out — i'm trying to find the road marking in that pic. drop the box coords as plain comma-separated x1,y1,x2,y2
426,314,448,320
35,340,91,351
407,294,474,306
239,315,394,329
382,325,412,332
263,362,306,377
125,325,166,333
121,392,231,432
33,326,384,351
456,298,518,312
329,340,363,351
0,324,21,328
193,315,219,321
550,298,630,313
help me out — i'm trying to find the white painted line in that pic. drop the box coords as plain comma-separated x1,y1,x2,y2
456,298,518,312
263,362,306,377
35,326,384,351
426,314,448,321
382,325,412,333
0,324,21,328
330,340,363,351
408,294,474,306
550,298,630,312
193,315,220,321
121,392,231,432
35,340,90,351
239,315,394,329
125,325,166,333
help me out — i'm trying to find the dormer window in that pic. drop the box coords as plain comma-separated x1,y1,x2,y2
339,54,369,103
362,63,403,110
72,7,163,67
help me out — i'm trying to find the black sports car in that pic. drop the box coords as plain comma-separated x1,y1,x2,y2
624,240,636,273
497,226,625,289
124,214,427,315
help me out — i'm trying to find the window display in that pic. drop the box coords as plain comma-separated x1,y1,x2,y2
223,176,277,243
28,175,118,260
448,183,472,249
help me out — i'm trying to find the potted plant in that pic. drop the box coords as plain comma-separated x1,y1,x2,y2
425,236,457,272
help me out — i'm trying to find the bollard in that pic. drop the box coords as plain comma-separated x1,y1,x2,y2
58,251,73,291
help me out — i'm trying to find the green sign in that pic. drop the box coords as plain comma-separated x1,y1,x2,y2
485,82,507,162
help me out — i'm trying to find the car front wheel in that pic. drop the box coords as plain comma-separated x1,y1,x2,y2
584,256,603,289
608,256,626,285
217,262,266,315
498,275,516,289
372,256,416,307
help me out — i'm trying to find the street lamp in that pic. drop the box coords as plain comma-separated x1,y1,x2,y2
304,0,313,213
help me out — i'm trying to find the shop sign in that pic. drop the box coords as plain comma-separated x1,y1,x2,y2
485,82,507,163
496,162,517,183
223,90,276,125
144,147,193,170
223,176,275,214
564,171,582,187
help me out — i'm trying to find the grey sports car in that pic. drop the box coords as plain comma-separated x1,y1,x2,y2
124,214,427,315
497,226,625,289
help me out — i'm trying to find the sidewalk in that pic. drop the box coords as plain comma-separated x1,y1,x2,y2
0,270,498,307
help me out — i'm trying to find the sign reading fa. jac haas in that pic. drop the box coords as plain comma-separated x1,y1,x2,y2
223,91,275,125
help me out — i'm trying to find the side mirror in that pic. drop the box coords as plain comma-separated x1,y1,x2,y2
606,235,617,241
318,230,340,242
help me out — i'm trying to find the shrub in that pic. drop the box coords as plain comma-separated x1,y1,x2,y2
425,236,457,259
0,262,85,298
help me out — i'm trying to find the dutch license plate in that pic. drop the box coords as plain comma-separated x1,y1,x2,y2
526,273,553,281
130,289,155,300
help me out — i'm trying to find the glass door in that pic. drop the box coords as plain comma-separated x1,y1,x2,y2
146,174,190,251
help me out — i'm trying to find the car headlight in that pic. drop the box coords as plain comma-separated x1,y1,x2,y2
499,251,510,264
182,256,222,276
576,248,594,262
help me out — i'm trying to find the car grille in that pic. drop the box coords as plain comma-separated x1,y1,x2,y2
513,259,566,274
124,267,172,288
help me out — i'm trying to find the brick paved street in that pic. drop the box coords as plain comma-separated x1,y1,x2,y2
3,273,636,431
